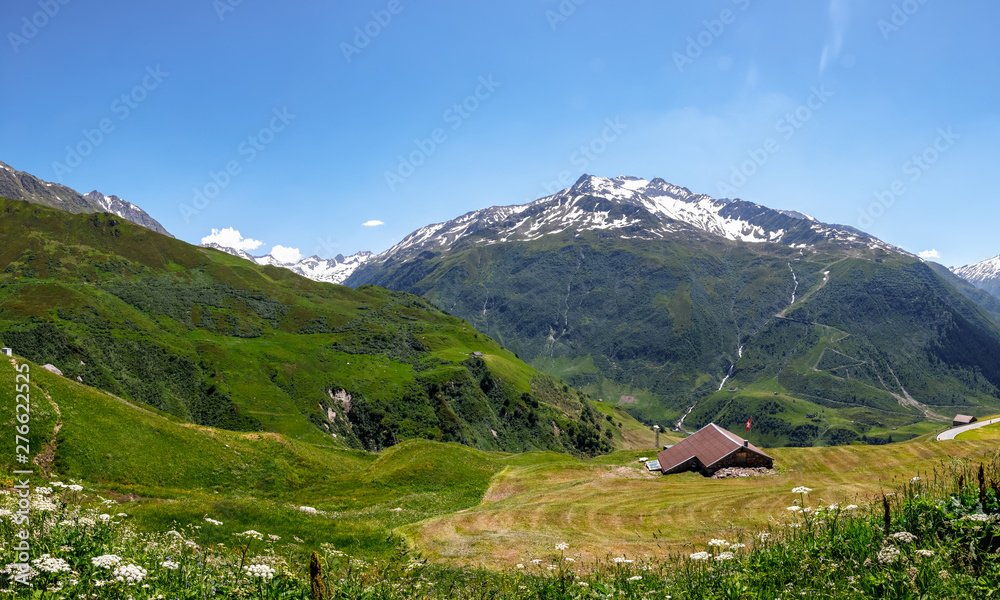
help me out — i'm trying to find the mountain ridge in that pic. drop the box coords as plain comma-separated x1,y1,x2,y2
0,159,172,237
369,174,907,269
952,255,1000,300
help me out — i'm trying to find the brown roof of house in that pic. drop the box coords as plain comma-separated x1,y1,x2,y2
656,423,772,472
954,414,976,424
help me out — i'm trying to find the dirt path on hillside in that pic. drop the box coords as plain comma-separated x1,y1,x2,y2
875,368,947,422
33,385,63,478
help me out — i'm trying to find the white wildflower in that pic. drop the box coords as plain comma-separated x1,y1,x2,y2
114,564,147,584
67,484,83,492
237,530,264,540
244,564,276,580
35,487,53,496
729,543,746,550
714,552,735,561
844,505,859,511
555,542,569,550
628,575,643,580
689,551,710,561
92,555,122,569
204,517,223,526
910,477,921,484
299,506,318,514
915,549,935,558
708,539,727,547
4,564,38,580
792,486,812,494
965,513,993,522
161,560,180,570
32,555,71,573
890,532,917,543
877,546,901,564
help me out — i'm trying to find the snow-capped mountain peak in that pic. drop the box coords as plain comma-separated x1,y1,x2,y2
80,191,171,236
952,255,1000,299
375,174,902,264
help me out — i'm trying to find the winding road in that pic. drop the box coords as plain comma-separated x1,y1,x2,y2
936,417,1000,441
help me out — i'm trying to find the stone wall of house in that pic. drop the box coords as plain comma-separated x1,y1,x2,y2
708,451,773,474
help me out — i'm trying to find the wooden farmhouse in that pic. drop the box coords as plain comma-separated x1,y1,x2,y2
953,414,977,427
656,423,773,476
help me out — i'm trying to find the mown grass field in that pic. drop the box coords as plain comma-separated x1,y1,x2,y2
401,436,999,568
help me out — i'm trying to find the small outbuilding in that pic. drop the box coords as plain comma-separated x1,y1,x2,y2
1,348,11,357
953,414,978,427
656,423,773,477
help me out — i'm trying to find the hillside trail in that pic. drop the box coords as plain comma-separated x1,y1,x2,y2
33,381,63,478
10,358,64,473
874,368,948,422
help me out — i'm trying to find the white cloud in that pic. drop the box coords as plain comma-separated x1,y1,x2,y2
201,227,264,251
819,0,850,74
270,245,303,264
363,220,385,227
918,249,941,259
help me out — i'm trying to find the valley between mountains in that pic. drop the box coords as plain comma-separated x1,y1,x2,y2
2,165,1000,578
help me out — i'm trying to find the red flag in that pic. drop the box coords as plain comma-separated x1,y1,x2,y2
746,417,752,432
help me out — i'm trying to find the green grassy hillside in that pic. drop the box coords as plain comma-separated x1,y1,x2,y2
0,198,616,456
6,352,986,573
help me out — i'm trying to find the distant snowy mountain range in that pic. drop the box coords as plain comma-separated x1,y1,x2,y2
201,243,373,284
0,160,172,237
373,174,905,266
952,255,1000,299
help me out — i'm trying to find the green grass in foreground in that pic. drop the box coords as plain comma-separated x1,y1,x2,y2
3,452,1000,598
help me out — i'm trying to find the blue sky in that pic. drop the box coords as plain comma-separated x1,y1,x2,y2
3,0,998,267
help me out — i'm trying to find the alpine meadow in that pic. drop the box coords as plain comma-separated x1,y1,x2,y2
4,2,1000,599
